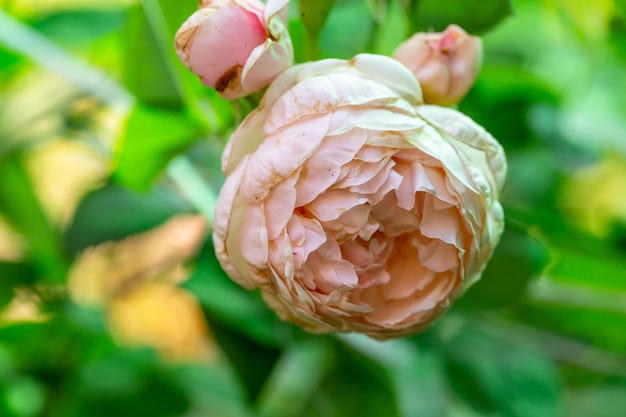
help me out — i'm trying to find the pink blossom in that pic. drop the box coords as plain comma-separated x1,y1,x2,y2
213,54,506,339
393,25,483,106
175,0,293,99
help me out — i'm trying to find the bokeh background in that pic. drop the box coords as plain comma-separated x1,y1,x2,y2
1,0,626,416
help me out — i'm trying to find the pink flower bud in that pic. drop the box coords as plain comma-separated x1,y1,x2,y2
175,0,293,99
393,25,483,106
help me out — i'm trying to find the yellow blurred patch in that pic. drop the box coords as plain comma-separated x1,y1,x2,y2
560,156,626,236
25,139,108,228
108,283,215,362
0,218,25,262
68,214,213,361
5,0,139,16
0,289,49,325
68,215,208,306
556,0,615,40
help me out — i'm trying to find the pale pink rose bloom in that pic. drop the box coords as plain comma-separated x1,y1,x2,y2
174,0,293,99
213,54,506,339
393,24,483,106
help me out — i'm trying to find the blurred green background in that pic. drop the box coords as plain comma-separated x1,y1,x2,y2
1,0,626,416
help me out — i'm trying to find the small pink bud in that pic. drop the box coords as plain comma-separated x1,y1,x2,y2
175,0,293,99
393,25,483,106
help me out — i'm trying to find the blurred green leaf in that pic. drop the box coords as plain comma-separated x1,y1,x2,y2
460,65,560,150
456,226,549,310
154,0,197,37
186,244,282,347
0,263,35,308
299,0,336,36
113,104,205,190
518,304,626,354
444,325,562,417
3,376,46,417
0,9,131,107
256,338,333,417
0,154,67,284
0,46,22,84
319,0,373,58
340,334,446,417
122,4,181,106
172,363,254,417
288,19,308,63
302,340,401,417
34,10,127,44
373,0,409,55
565,384,626,417
64,183,191,254
415,0,513,34
72,349,190,417
547,247,626,291
207,319,282,403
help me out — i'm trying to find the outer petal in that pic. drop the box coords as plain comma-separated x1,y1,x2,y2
241,0,293,93
416,105,507,195
213,155,257,289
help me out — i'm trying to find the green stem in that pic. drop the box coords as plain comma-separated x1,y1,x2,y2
166,156,218,226
304,29,321,61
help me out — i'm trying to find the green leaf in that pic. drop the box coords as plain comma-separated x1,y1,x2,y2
154,0,198,37
34,10,127,45
72,349,191,417
207,318,282,403
455,226,549,310
0,154,67,284
0,9,131,107
373,0,409,55
112,104,205,190
339,334,446,417
299,0,336,36
305,339,401,417
415,0,513,35
185,244,283,347
565,385,626,417
2,376,46,417
122,4,182,106
63,183,191,255
0,262,35,308
256,338,333,417
444,325,562,417
319,0,374,58
172,363,255,417
288,19,308,63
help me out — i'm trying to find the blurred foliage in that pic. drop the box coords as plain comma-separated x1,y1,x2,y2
1,0,626,416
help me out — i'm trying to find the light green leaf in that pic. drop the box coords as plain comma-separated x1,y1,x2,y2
444,325,562,417
415,0,513,35
565,385,626,417
319,0,373,58
456,226,549,310
63,183,191,254
256,338,333,417
0,154,67,284
0,262,35,308
122,4,182,106
112,104,205,190
185,244,282,348
339,334,446,417
373,0,409,55
299,0,336,36
0,9,132,107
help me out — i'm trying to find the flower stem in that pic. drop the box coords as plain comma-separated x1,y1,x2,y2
167,156,217,226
